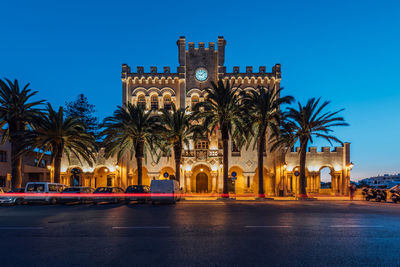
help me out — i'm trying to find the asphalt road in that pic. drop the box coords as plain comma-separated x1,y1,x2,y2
0,201,400,267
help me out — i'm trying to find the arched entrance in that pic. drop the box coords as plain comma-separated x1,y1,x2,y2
95,167,112,188
70,168,82,186
318,166,338,195
320,167,331,189
196,173,208,193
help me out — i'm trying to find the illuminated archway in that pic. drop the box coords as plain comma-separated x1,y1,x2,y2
94,166,112,188
191,164,211,193
318,166,336,195
70,167,83,186
133,167,150,186
158,166,175,180
253,167,272,195
228,166,245,194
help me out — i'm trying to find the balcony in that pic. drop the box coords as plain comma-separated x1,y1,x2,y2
183,149,223,160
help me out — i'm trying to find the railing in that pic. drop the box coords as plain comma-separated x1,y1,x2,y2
183,149,223,160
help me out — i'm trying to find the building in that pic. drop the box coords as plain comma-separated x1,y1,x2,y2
0,137,51,189
358,174,400,188
59,36,352,196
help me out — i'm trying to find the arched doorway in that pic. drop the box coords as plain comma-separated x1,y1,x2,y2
196,173,208,193
319,166,336,194
320,167,331,189
70,168,82,186
95,167,111,188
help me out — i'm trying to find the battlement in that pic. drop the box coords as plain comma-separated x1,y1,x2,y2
290,143,349,154
121,64,179,80
220,64,281,81
178,36,226,67
186,41,216,50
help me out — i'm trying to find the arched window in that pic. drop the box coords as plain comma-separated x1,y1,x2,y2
151,95,159,110
191,95,199,110
137,95,146,109
164,95,171,110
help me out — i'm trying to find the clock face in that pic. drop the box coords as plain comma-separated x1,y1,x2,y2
195,68,208,82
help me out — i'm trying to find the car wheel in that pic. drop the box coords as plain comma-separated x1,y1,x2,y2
49,198,57,205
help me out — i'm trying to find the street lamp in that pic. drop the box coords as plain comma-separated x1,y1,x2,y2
348,162,354,170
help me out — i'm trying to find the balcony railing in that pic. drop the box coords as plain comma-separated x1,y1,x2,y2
183,149,223,160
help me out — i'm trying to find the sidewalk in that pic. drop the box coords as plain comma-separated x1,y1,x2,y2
182,194,364,201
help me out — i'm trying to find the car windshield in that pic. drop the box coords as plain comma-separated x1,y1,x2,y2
94,187,112,193
63,188,81,192
26,184,45,192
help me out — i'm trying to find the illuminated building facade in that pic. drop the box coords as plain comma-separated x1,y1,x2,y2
60,37,352,196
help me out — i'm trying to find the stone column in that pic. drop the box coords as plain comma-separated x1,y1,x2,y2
211,172,217,193
218,171,223,193
314,175,318,193
339,173,344,195
185,171,192,193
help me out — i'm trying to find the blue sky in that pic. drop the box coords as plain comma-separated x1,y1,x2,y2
1,0,399,179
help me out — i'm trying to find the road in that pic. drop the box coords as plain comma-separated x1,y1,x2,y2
0,201,400,266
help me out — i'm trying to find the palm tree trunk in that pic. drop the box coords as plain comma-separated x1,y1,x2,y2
11,148,22,189
136,156,143,185
136,140,144,185
257,136,265,197
173,142,182,183
10,134,23,189
221,126,229,197
299,139,308,197
54,152,63,184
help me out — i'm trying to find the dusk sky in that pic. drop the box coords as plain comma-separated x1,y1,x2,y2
1,0,399,180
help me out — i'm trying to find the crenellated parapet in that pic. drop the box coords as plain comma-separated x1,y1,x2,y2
285,143,351,173
121,64,180,84
220,64,281,84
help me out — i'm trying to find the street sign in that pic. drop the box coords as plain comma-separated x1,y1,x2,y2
294,171,300,177
231,171,237,177
231,176,237,181
163,172,169,178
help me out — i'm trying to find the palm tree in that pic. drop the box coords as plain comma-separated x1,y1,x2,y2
156,103,201,184
283,98,348,197
27,104,97,183
0,78,44,189
242,86,293,197
192,79,245,196
101,103,156,185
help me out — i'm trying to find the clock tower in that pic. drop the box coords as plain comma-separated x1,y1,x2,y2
177,36,226,108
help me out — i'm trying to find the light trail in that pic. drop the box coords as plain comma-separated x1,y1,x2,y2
0,193,263,198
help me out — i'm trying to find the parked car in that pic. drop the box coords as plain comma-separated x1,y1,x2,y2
125,185,150,204
150,180,180,204
58,187,95,204
0,187,15,205
2,188,25,205
24,182,67,204
93,187,125,204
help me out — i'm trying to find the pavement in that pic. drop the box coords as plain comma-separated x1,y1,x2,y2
0,201,400,267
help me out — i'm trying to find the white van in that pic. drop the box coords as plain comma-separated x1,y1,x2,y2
150,180,181,204
24,182,67,204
